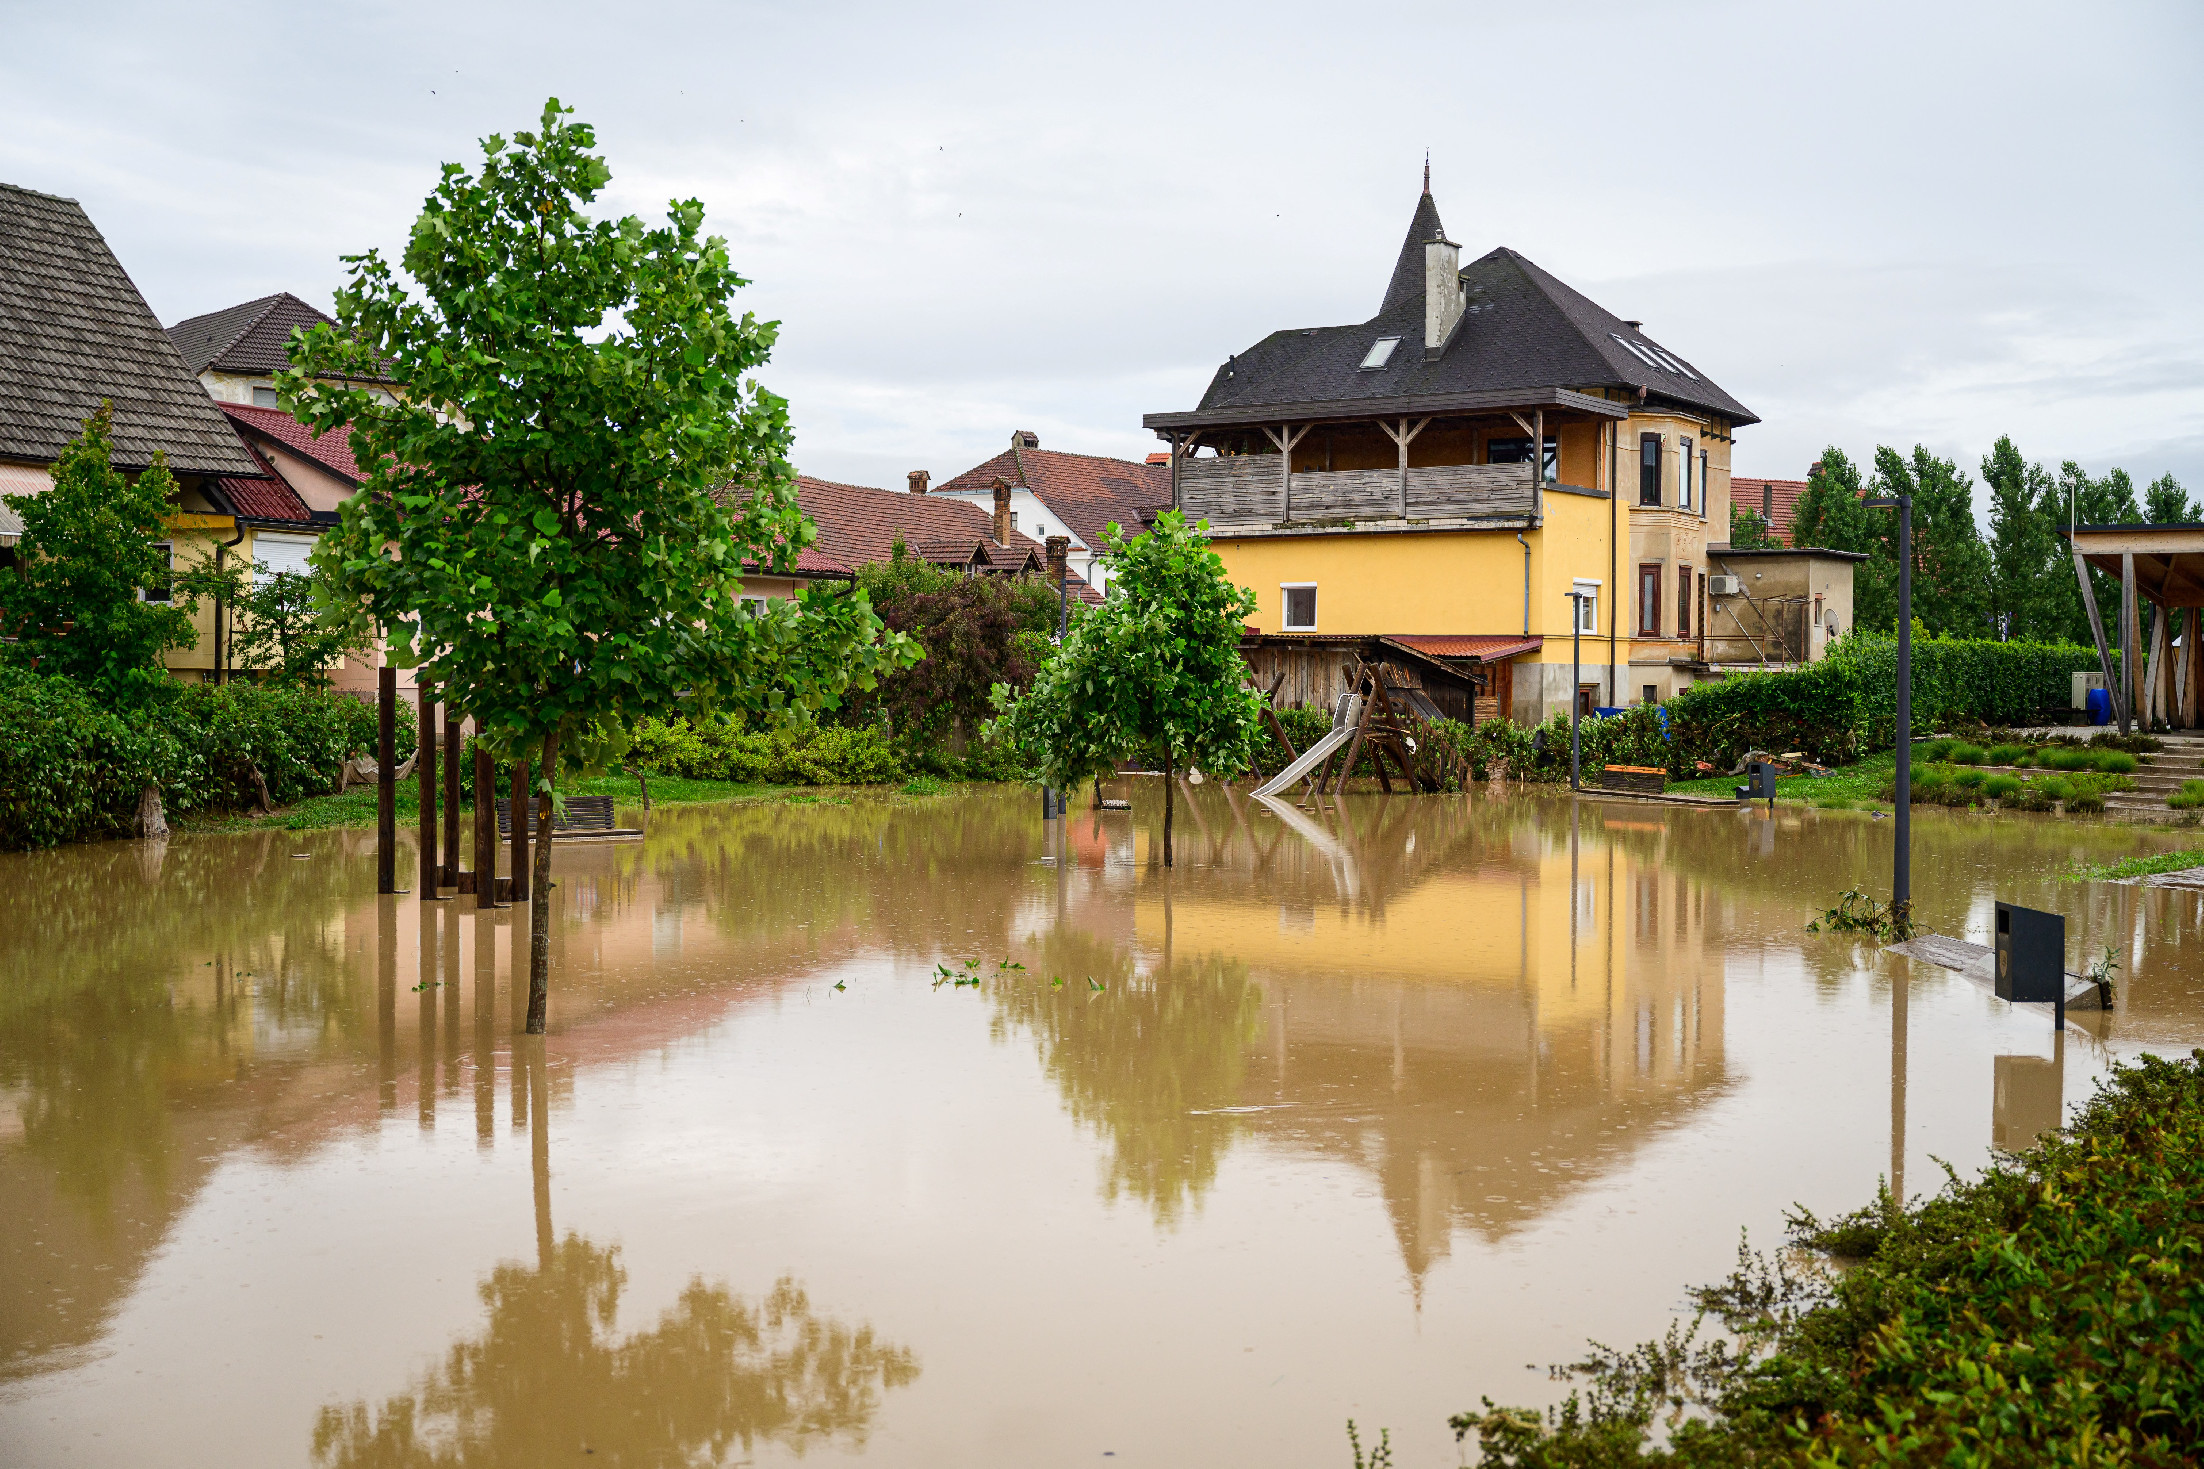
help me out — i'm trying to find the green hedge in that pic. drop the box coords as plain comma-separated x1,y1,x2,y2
628,717,903,787
1832,632,2112,745
0,672,403,850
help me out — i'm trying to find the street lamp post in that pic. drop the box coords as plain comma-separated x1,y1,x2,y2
1866,491,1913,915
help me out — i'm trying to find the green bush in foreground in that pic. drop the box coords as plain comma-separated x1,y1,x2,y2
2172,780,2204,812
1457,1049,2204,1467
627,716,902,787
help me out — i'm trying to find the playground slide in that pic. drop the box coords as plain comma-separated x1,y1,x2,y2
1251,693,1362,798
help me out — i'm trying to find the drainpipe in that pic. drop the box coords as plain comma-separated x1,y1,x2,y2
1608,417,1618,707
1517,530,1531,636
213,520,246,685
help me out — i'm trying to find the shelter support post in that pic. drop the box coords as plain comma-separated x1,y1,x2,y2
419,682,443,899
377,665,395,894
474,745,498,910
2074,550,2121,729
442,703,462,885
2185,607,2200,729
2121,554,2138,736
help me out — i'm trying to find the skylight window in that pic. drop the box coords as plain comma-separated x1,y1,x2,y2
1610,333,1665,370
1651,348,1698,381
1361,336,1400,369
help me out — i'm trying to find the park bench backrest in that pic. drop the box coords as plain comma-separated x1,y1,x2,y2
495,794,616,838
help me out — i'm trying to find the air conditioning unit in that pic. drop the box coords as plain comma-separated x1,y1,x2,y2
1707,574,1743,597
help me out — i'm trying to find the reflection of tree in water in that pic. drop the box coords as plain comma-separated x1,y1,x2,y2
992,931,1263,1225
311,1237,917,1467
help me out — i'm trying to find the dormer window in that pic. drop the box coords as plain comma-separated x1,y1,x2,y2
1360,337,1400,369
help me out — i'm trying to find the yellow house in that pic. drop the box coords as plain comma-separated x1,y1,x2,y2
1143,183,1761,722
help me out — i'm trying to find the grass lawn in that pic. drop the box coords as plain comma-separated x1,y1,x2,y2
1660,749,1899,809
178,769,962,834
2065,846,2204,882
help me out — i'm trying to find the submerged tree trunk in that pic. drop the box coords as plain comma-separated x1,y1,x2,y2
136,783,168,840
1163,750,1174,868
524,727,561,1035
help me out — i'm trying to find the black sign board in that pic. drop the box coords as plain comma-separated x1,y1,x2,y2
1995,902,2066,1006
1735,761,1779,805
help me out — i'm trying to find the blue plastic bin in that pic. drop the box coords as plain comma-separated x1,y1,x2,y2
2086,687,2111,725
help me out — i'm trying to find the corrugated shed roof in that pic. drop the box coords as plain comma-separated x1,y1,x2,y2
934,443,1170,549
1183,192,1756,428
217,400,365,482
0,182,264,477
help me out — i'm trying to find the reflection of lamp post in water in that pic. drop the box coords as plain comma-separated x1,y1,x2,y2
1566,590,1588,792
1864,489,1913,915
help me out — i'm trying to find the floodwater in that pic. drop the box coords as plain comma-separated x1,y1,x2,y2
3,785,2202,1468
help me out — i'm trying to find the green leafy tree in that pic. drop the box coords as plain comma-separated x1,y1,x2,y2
174,555,370,688
281,100,914,1030
1789,448,1896,632
1728,502,1779,550
1869,446,1991,638
1982,436,2063,641
2143,473,2195,526
0,403,197,705
991,511,1262,866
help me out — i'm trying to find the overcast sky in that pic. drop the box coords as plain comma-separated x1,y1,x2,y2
4,1,2199,509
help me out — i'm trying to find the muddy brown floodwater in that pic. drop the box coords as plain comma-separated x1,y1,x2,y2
3,784,2201,1466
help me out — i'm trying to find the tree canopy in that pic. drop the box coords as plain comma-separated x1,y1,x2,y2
283,98,914,1027
991,511,1262,863
0,403,196,706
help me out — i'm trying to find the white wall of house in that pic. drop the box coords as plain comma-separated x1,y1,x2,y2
924,485,1113,594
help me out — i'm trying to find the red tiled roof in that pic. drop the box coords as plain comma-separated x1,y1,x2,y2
1384,634,1543,661
772,476,1098,600
933,442,1170,550
213,428,317,524
217,400,364,482
1733,477,1807,543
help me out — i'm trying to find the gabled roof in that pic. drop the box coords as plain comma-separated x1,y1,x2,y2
785,475,1099,598
217,400,364,483
1733,476,1807,542
1164,191,1756,429
934,441,1170,549
166,292,336,377
0,182,263,477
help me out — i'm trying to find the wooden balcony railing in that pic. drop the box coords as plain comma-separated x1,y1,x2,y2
1178,457,1536,528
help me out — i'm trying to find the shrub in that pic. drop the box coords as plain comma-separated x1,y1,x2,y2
1986,743,2029,765
2093,750,2138,775
1982,773,2022,799
2065,790,2107,814
0,667,162,848
1951,767,1986,789
1949,742,1987,765
1832,631,2111,744
1664,659,1858,775
1919,738,1958,762
2041,747,2091,771
629,716,902,787
2032,775,2073,802
1935,782,1979,807
2012,786,2058,812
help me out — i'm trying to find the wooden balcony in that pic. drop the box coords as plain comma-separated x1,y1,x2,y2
1178,456,1536,530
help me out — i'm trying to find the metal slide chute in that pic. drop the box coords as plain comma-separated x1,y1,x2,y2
1251,692,1363,798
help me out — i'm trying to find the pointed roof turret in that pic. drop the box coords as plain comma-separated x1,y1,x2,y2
1377,188,1448,317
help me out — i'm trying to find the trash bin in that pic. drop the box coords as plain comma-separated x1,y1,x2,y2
1994,902,2064,1004
2085,687,2111,725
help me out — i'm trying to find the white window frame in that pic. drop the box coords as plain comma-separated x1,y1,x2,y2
1281,582,1318,632
1571,579,1601,634
1360,337,1400,370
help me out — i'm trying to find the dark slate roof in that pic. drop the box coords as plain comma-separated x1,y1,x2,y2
1169,191,1757,428
0,182,264,476
166,292,344,377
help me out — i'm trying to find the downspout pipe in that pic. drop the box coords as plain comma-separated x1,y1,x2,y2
213,520,246,685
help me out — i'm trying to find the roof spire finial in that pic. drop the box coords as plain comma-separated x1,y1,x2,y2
1422,149,1430,196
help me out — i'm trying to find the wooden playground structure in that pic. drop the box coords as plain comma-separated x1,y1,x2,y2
1248,655,1468,805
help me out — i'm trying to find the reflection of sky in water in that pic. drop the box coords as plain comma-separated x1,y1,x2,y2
1,789,2200,1466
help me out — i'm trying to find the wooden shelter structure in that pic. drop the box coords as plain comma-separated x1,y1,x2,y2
2068,522,2204,733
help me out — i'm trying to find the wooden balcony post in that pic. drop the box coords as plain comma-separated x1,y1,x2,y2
1533,408,1545,522
1261,423,1310,522
1377,418,1429,519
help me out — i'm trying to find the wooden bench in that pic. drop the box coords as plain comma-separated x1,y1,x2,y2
494,795,642,840
1596,764,1667,795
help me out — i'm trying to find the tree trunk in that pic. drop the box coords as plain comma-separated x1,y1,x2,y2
136,783,168,840
1163,751,1174,868
634,763,651,811
524,728,560,1035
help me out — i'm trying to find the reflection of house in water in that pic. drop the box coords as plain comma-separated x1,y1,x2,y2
1125,795,1731,1285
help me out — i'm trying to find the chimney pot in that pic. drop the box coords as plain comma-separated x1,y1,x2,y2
990,476,1013,545
1014,430,1039,449
908,469,930,495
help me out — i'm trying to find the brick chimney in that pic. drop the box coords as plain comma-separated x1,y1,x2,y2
990,476,1012,544
908,469,930,496
1044,535,1069,583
